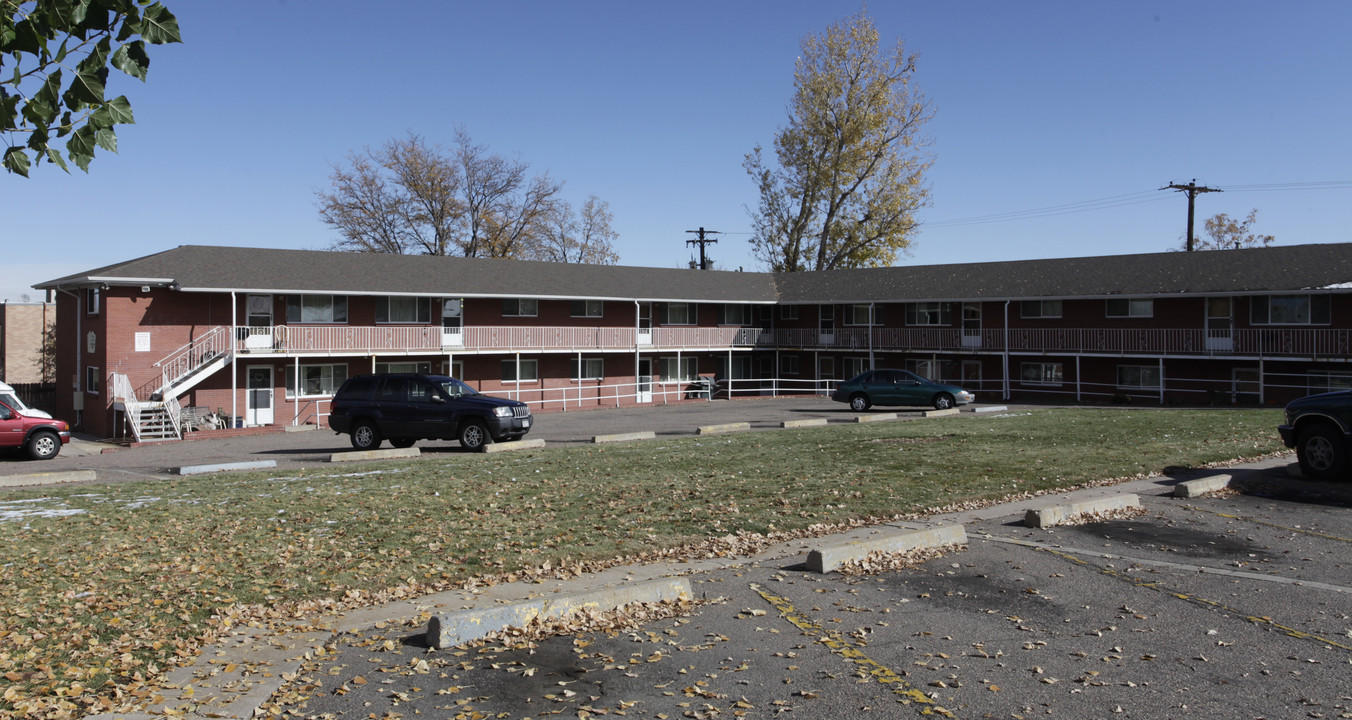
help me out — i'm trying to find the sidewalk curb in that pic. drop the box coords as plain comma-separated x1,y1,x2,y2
426,577,693,649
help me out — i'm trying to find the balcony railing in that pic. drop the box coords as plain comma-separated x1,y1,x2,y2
230,324,1352,359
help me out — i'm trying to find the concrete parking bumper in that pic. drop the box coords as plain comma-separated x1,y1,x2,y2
0,469,96,488
1024,493,1142,528
805,524,969,573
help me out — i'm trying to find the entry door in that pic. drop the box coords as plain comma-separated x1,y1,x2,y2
441,298,464,347
818,305,835,345
637,359,652,403
245,294,274,350
1206,297,1233,351
637,303,652,346
246,366,274,426
962,360,982,394
962,302,982,347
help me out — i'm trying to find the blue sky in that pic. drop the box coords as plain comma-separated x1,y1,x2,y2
4,0,1351,302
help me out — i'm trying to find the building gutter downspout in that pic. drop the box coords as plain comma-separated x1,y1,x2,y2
231,291,238,427
1003,300,1011,401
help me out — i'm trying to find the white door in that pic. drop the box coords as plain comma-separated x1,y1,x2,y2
441,298,464,347
246,366,274,425
1206,297,1233,351
637,359,652,403
245,294,274,349
962,302,982,348
637,303,652,346
818,305,835,345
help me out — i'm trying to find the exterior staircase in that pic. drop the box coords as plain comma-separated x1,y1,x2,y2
112,326,233,442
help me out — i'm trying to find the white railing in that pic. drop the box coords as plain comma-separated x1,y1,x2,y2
111,372,145,440
149,325,233,399
209,323,1352,359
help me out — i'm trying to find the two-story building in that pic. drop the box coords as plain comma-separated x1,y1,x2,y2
35,242,1352,440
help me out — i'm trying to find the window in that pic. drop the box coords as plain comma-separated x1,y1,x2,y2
781,355,800,376
660,303,694,325
659,357,698,382
501,358,539,382
1117,364,1161,389
502,298,539,317
717,356,753,380
86,288,100,315
1309,372,1352,393
286,364,348,398
818,357,835,379
906,359,937,380
845,304,881,326
1021,362,1063,386
570,300,604,318
1250,295,1331,325
906,302,951,326
719,304,753,326
377,297,432,323
845,357,869,379
375,361,431,374
440,360,465,379
1105,298,1153,318
286,295,348,323
86,366,100,394
780,305,799,320
1020,300,1062,319
571,357,604,380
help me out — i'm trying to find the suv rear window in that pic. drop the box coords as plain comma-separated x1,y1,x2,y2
339,375,379,400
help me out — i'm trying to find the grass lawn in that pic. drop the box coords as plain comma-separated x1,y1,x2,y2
0,407,1285,719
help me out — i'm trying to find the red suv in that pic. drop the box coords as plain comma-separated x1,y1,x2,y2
0,400,71,460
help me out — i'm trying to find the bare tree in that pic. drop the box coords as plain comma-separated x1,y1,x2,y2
536,195,621,264
316,129,580,260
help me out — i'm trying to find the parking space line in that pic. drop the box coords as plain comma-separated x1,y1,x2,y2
749,582,956,717
1178,504,1352,544
982,536,1352,653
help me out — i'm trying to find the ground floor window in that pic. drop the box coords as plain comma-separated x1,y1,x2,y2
375,361,432,374
819,357,835,379
571,357,605,380
286,363,348,398
844,357,869,379
717,355,753,380
1021,362,1063,386
501,358,539,382
780,355,800,376
1116,364,1161,389
659,357,698,382
906,359,938,380
441,360,465,379
1308,371,1352,393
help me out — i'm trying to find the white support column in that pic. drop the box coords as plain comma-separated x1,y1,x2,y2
293,356,300,426
1158,357,1165,405
230,291,237,427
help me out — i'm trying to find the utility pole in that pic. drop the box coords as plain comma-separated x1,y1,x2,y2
685,227,721,270
1163,179,1222,251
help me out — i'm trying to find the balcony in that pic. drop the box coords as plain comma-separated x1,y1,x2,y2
235,325,768,355
226,324,1352,359
767,327,1352,358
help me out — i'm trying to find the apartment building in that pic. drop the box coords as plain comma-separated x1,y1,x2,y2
34,243,1352,439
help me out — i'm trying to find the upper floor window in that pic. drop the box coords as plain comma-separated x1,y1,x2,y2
845,304,881,326
1021,300,1062,319
377,297,432,323
287,294,347,323
905,302,950,326
1250,295,1330,325
659,303,694,325
1105,298,1153,318
780,305,799,320
570,300,603,318
719,304,753,326
86,288,100,315
502,298,538,317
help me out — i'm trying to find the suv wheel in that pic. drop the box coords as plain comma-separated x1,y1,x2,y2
1297,424,1347,481
459,420,491,452
27,430,60,460
390,438,417,449
350,420,381,450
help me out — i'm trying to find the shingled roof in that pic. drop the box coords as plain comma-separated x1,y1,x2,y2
34,242,1352,303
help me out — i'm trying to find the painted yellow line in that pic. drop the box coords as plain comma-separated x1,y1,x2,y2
1182,505,1352,544
1037,547,1352,653
750,583,956,717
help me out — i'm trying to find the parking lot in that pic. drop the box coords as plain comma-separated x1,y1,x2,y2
285,466,1352,719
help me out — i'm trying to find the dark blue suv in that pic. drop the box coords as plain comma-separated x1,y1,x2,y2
1278,390,1352,481
328,373,532,452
